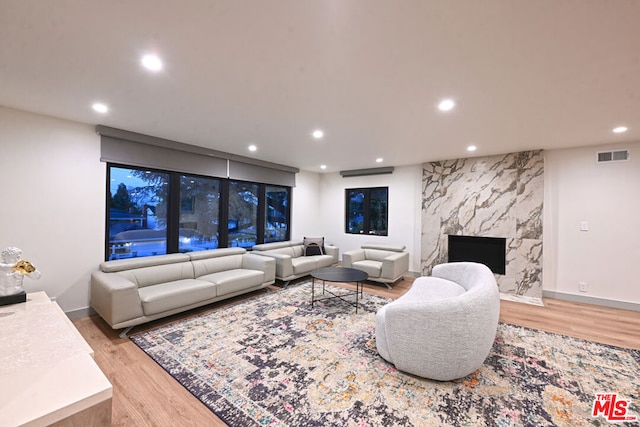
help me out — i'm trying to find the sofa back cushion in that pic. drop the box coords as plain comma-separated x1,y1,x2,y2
193,255,245,277
361,243,406,252
99,253,191,273
363,248,395,262
188,247,246,260
118,262,195,288
251,241,305,258
252,241,293,251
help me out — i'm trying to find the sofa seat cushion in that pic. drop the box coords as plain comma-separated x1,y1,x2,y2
198,269,265,296
138,279,216,316
352,260,382,278
406,277,466,301
291,257,319,275
315,254,337,269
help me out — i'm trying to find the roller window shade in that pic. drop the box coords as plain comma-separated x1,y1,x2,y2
101,136,228,177
98,126,298,186
228,160,295,187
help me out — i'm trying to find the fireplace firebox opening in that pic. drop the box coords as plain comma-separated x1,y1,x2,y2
447,235,506,275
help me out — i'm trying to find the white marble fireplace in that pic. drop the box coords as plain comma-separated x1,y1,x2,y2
421,150,543,297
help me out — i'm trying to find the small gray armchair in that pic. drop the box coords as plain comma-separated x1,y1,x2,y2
375,262,500,381
342,243,409,289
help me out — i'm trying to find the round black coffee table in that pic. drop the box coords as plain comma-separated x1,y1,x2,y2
310,267,368,313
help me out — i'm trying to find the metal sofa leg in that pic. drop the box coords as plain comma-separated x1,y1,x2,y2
119,326,134,339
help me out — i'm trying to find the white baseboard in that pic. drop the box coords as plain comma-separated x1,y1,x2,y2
65,306,96,320
543,290,640,312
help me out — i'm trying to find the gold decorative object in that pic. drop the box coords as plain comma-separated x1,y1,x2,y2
13,259,37,274
1,247,41,301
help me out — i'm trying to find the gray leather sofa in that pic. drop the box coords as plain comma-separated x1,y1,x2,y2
375,262,500,381
251,240,339,285
342,243,409,288
91,247,275,337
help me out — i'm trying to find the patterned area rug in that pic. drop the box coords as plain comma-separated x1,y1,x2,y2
131,283,639,426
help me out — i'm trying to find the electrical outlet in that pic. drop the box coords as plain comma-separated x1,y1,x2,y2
579,282,588,292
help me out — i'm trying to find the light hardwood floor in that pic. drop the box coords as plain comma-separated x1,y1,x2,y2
73,277,640,426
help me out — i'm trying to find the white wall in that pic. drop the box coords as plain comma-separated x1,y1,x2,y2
3,106,637,313
291,170,322,239
0,107,105,313
544,142,640,304
316,166,423,273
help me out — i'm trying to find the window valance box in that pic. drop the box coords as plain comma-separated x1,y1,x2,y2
97,125,299,187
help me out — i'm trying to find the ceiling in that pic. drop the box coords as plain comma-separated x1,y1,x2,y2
1,1,639,173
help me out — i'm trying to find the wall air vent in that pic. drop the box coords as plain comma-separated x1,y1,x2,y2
597,149,630,163
340,166,394,177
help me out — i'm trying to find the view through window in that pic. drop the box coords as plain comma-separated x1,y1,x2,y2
228,181,259,248
179,174,221,252
108,168,169,259
106,165,290,260
265,185,290,243
345,187,388,236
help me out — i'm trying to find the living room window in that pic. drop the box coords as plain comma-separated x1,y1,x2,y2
265,185,290,243
106,164,291,260
228,181,259,249
179,174,221,253
345,187,388,236
108,167,170,259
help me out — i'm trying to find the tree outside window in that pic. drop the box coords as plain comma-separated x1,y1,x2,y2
178,175,221,252
228,181,259,248
265,185,290,243
107,167,169,259
106,165,291,260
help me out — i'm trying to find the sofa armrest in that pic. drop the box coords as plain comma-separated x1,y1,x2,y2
342,249,365,267
250,252,294,279
324,245,339,264
381,251,409,280
90,270,144,328
242,253,276,282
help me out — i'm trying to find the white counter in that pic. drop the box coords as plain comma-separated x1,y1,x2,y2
0,292,112,426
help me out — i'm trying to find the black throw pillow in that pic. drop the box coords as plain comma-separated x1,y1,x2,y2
303,237,325,256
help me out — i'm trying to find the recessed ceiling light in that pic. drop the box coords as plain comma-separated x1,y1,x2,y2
248,145,257,152
141,54,163,72
312,130,324,139
92,102,108,113
467,145,477,152
320,164,327,170
438,99,455,112
376,158,384,163
613,126,628,134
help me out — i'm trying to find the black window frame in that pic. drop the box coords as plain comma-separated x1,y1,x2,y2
105,163,291,260
345,187,389,236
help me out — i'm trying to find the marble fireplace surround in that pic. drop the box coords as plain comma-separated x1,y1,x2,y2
421,150,543,298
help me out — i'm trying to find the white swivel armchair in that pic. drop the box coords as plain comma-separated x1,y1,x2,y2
375,262,500,381
342,243,409,289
